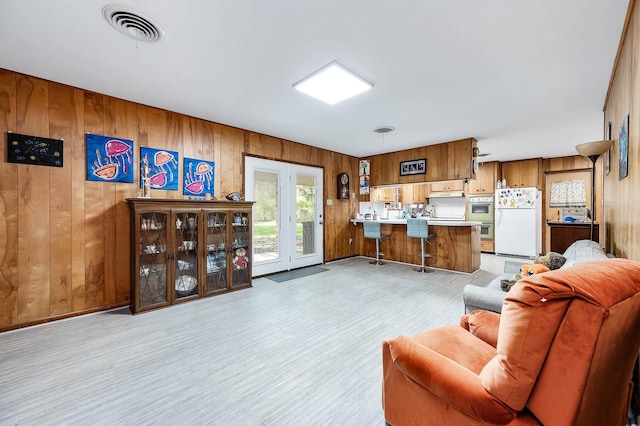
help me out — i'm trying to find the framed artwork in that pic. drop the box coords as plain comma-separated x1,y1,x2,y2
7,132,63,167
359,159,370,176
86,133,134,182
183,157,215,197
400,158,426,176
619,115,629,181
359,175,369,195
140,147,179,191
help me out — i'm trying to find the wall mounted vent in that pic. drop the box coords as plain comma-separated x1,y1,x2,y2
103,5,165,42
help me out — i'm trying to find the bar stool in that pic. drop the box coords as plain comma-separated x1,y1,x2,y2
363,221,390,265
406,218,437,273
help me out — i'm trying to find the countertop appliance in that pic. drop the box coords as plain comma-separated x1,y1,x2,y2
495,187,542,258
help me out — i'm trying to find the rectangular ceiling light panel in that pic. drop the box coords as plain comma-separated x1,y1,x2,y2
293,61,373,105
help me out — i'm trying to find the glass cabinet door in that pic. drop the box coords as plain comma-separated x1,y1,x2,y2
205,211,228,294
138,212,168,309
173,211,200,301
230,211,251,288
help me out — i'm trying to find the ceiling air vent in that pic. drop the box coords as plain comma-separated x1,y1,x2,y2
373,126,395,134
103,5,165,42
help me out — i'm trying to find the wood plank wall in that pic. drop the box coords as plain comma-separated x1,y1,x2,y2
603,0,640,262
0,68,359,331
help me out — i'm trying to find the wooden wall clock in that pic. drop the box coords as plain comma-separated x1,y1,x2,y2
337,173,349,199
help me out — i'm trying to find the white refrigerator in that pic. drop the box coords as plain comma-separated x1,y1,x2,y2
494,187,542,258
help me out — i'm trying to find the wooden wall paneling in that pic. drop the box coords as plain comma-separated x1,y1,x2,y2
381,151,398,184
0,69,18,326
70,88,86,311
210,122,222,198
48,82,73,315
215,124,235,197
16,74,52,322
202,121,215,195
83,92,106,309
113,99,138,304
102,96,118,305
323,150,337,260
603,1,639,262
368,155,382,186
232,127,245,195
288,141,307,164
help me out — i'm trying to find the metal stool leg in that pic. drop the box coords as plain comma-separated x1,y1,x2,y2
413,237,432,273
369,238,386,265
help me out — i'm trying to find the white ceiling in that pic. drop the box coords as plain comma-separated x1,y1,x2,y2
0,0,629,162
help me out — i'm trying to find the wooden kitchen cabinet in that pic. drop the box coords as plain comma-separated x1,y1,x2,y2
501,158,541,188
430,180,464,192
371,186,397,202
367,138,476,185
469,161,499,194
128,198,253,313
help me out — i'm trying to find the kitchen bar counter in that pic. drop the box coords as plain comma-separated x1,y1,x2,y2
351,218,481,273
350,218,481,227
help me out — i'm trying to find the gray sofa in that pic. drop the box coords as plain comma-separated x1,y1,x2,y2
463,240,610,314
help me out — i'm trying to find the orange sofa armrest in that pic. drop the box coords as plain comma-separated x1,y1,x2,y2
387,335,515,424
461,310,501,347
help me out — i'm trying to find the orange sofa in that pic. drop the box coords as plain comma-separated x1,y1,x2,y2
382,258,640,425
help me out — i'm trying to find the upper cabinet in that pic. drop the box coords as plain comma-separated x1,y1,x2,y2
370,186,398,202
430,180,464,192
468,161,499,194
366,138,477,186
501,158,542,188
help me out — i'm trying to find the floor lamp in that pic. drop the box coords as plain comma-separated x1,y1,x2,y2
575,140,614,241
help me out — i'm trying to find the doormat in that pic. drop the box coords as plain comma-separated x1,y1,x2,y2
265,266,328,283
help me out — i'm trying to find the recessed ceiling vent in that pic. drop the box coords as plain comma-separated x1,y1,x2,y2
103,5,165,42
373,126,395,134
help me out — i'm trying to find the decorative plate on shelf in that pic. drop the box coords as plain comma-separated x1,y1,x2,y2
225,192,244,201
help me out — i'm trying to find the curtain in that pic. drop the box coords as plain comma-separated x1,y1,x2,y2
549,179,586,207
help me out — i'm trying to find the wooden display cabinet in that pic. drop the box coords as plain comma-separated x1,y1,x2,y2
128,199,253,313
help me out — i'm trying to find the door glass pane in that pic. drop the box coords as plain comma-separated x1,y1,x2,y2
205,212,227,293
231,212,250,288
174,212,199,300
296,174,316,256
139,212,167,307
253,170,279,262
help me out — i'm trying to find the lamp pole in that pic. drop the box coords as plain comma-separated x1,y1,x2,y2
575,140,613,243
588,157,596,241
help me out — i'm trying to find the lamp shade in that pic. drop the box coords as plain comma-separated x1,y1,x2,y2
575,140,613,160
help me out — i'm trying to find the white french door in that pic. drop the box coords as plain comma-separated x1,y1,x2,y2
245,157,323,276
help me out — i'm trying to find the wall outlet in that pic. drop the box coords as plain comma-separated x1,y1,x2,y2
326,199,333,205
349,238,353,245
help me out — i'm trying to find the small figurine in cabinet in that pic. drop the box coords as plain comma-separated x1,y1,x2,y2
232,247,248,270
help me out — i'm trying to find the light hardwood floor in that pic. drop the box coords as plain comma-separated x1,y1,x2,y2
0,254,511,425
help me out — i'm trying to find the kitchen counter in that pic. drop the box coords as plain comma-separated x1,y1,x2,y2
350,218,481,227
351,218,481,273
